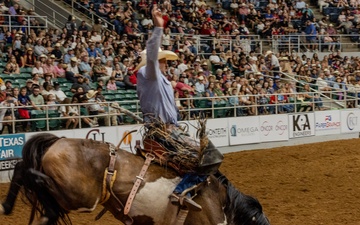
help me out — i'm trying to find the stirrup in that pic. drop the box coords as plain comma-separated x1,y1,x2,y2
169,193,202,212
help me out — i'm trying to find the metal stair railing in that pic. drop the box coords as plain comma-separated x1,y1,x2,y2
22,0,68,29
64,0,114,31
0,14,48,34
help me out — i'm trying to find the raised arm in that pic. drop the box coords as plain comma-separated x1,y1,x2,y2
144,5,163,80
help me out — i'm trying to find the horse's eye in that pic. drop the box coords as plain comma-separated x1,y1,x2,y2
252,216,256,221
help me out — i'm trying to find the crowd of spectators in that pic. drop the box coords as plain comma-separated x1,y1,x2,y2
0,0,360,133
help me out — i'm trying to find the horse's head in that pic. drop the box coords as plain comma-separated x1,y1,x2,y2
219,175,270,225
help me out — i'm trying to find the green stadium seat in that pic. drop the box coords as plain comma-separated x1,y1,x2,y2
31,110,46,131
48,110,61,130
55,77,67,83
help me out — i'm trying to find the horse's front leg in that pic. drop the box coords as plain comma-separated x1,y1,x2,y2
1,161,24,215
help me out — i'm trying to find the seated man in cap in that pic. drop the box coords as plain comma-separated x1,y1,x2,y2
136,5,223,211
63,48,75,64
66,57,82,83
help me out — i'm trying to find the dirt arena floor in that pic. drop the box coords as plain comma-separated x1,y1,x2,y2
1,138,360,225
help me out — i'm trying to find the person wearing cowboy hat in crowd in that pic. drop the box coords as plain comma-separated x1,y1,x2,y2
51,43,63,63
66,57,82,83
265,50,280,78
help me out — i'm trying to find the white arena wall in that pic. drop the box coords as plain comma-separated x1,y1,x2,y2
0,109,359,183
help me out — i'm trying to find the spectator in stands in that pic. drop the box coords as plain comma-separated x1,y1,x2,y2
60,97,79,129
106,77,117,91
295,0,306,10
23,47,36,68
66,57,82,82
265,51,280,78
111,63,125,88
43,58,57,78
4,55,20,74
8,3,18,17
323,32,336,52
101,49,113,64
316,72,333,92
304,20,318,52
336,17,353,34
29,85,44,110
79,55,93,81
318,0,330,13
92,57,107,81
63,48,75,64
51,43,63,63
34,39,48,57
50,82,67,102
195,75,206,96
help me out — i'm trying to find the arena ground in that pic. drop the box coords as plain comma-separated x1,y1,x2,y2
1,138,360,225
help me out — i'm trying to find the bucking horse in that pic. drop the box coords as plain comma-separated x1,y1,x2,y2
0,133,270,225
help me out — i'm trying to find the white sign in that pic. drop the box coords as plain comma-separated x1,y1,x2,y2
229,116,260,145
178,119,228,147
205,118,229,147
76,127,120,144
315,111,341,136
117,125,143,152
259,114,289,142
340,109,360,133
288,113,315,138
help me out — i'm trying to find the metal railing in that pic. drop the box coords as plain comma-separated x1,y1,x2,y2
22,0,68,29
64,0,115,31
0,89,356,134
0,14,48,34
272,34,360,53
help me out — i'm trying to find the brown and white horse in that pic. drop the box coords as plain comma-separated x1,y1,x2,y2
0,133,270,225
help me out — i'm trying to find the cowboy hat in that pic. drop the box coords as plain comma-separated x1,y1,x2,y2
265,50,273,57
135,48,178,70
86,90,98,99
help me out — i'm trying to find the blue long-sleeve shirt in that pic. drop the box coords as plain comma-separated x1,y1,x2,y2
137,27,178,124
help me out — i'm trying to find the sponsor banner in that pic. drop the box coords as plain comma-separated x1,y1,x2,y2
76,127,120,144
117,125,143,151
315,111,341,136
0,159,22,171
259,114,289,142
289,113,315,138
229,116,260,145
205,118,229,147
0,134,25,171
340,109,360,133
176,119,229,147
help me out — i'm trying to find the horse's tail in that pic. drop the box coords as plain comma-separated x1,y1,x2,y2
214,171,270,225
21,133,71,225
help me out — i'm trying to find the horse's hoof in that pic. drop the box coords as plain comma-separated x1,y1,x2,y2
32,217,48,225
0,204,4,214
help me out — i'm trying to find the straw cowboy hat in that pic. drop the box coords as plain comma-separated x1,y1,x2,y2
265,50,273,57
86,90,98,99
135,48,178,70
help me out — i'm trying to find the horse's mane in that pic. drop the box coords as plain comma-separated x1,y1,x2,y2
215,172,270,225
21,133,71,225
